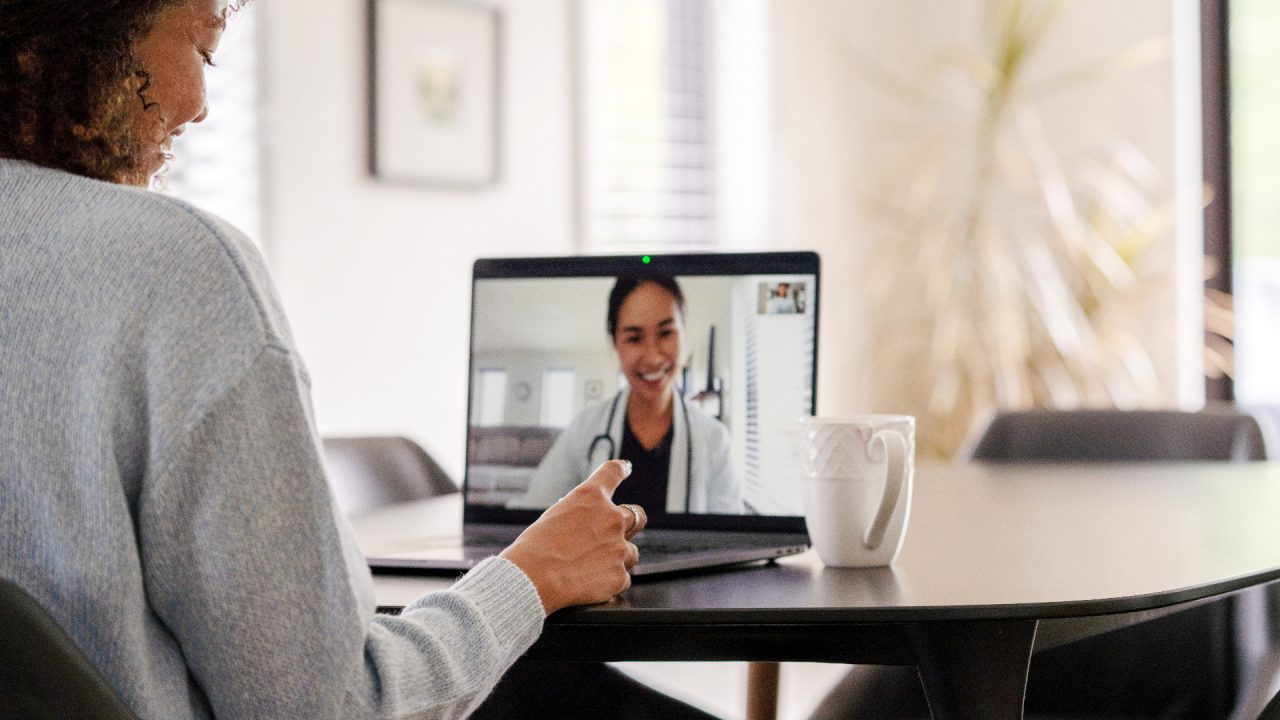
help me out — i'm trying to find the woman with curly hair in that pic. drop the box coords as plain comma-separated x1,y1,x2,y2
0,0,188,184
0,1,707,717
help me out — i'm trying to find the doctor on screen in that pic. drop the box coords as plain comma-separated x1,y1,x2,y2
511,274,742,514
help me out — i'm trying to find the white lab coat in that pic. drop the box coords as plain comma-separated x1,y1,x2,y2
510,388,741,513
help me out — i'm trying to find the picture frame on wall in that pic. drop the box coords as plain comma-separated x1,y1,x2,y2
368,0,501,187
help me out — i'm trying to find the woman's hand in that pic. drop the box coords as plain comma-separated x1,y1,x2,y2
500,460,648,615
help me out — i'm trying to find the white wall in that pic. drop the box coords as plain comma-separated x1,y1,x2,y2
262,0,575,479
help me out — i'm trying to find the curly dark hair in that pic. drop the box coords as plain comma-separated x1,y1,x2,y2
0,0,187,184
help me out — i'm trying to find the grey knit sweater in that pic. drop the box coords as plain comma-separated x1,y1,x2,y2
0,159,543,719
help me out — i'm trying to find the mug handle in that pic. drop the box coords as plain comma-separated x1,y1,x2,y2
863,429,908,550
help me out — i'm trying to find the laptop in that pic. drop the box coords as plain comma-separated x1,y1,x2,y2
367,251,819,577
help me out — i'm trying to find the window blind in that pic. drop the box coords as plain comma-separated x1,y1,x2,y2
577,0,715,250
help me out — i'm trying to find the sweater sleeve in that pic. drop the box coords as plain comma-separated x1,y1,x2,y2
137,344,544,719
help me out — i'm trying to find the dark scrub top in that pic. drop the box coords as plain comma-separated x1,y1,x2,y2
612,419,672,513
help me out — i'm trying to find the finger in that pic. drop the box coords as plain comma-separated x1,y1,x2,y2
583,459,632,497
619,504,645,540
623,541,640,571
619,504,637,536
629,503,648,536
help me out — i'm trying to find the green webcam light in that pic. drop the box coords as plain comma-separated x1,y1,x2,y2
642,255,652,264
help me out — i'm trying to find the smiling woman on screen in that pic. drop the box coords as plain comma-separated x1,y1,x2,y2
513,274,742,515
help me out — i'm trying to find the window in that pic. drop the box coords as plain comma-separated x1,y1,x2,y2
163,1,264,244
540,368,577,428
576,0,714,250
474,369,508,427
1227,0,1280,405
575,1,772,252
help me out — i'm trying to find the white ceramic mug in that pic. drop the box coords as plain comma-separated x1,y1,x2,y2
798,415,915,567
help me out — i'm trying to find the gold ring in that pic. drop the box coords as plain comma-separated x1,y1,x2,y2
620,504,642,534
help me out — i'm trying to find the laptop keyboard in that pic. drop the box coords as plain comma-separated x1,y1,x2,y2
461,527,519,554
634,536,712,555
460,527,803,565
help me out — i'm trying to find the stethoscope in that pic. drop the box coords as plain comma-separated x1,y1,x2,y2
588,389,694,513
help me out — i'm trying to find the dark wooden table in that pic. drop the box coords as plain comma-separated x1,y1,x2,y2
354,462,1280,719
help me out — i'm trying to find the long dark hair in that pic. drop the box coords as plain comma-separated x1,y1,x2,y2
0,0,185,183
607,274,686,339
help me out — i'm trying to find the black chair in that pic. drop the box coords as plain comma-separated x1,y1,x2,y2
980,409,1267,719
970,408,1268,462
321,435,458,516
0,577,135,720
812,408,1269,720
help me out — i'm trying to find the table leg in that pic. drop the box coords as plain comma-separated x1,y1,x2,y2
746,661,780,720
911,619,1038,720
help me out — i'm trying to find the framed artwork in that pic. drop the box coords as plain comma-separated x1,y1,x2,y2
368,0,501,186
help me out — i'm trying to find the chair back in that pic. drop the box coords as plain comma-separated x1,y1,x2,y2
322,435,457,516
969,408,1267,462
0,578,135,720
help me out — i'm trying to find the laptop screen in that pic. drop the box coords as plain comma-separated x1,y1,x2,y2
464,252,818,532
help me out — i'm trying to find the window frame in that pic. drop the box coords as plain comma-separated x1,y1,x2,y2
1203,0,1234,402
